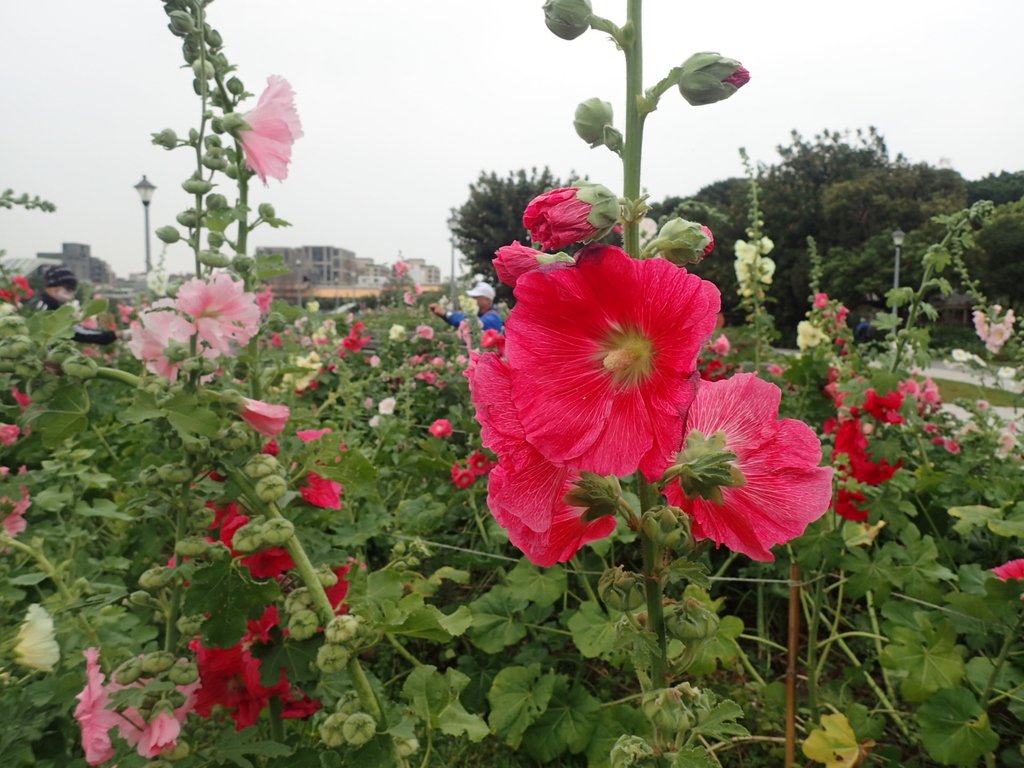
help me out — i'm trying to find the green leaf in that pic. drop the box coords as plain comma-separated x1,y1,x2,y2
184,560,281,648
26,385,90,447
252,636,320,688
118,390,164,424
880,618,964,702
211,729,292,768
380,594,472,641
487,664,557,748
315,448,378,499
162,394,219,437
948,505,1001,535
667,556,712,590
988,510,1024,538
505,559,567,607
28,303,75,341
81,298,108,319
691,698,749,741
467,586,528,654
802,713,861,767
916,687,998,766
402,665,488,742
524,682,600,762
567,601,619,659
255,253,291,280
585,704,651,768
75,498,133,521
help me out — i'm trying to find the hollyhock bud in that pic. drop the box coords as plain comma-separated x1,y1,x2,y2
543,0,592,40
573,97,618,149
677,52,750,106
155,226,181,244
493,241,574,288
562,472,623,520
320,712,350,747
152,128,179,149
288,609,319,641
141,651,176,675
598,566,645,611
261,517,294,546
317,643,351,673
139,566,174,590
326,615,360,645
113,657,144,685
256,474,288,502
245,453,281,479
647,218,715,265
523,181,619,250
342,712,377,747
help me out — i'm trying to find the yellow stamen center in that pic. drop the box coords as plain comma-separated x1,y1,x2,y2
599,327,655,388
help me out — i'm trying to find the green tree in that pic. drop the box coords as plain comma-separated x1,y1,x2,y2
967,170,1024,206
449,168,564,301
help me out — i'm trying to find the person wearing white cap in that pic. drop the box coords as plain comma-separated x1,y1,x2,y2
429,281,503,333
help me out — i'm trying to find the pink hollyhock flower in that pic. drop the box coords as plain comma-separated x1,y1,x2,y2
993,558,1024,581
767,364,784,378
450,463,476,489
404,291,416,306
416,371,438,385
504,244,720,480
11,388,31,410
176,273,261,356
414,283,425,296
2,485,31,538
128,299,199,381
416,324,435,340
74,648,119,765
300,471,343,509
523,188,604,250
394,260,409,278
297,428,332,443
240,398,290,437
239,75,304,184
117,303,135,324
255,286,274,315
429,418,453,438
813,292,829,309
0,423,19,446
709,333,730,356
664,374,833,561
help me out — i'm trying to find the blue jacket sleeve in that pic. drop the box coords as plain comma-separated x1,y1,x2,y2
444,311,467,328
480,311,504,333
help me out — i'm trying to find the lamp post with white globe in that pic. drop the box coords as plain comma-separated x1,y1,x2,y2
891,227,905,316
134,176,156,274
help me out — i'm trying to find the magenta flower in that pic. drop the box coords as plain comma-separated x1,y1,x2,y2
416,324,435,340
429,418,454,438
297,428,332,443
300,471,343,509
240,75,304,184
505,243,720,480
240,398,290,437
664,374,833,561
992,559,1024,581
0,423,19,446
74,648,119,765
176,273,261,355
2,485,30,539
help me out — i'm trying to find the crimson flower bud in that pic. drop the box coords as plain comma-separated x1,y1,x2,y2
677,52,750,106
523,181,619,250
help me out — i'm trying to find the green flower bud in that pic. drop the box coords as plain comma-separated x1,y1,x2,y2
256,474,288,503
285,587,314,615
206,542,231,561
207,29,223,49
574,180,620,232
231,254,254,273
639,506,689,550
198,250,230,268
160,739,190,760
191,59,215,80
573,97,614,147
157,464,194,484
598,566,645,611
677,52,750,106
0,316,27,338
152,129,179,149
176,209,199,228
317,642,351,673
139,566,174,590
128,589,156,607
317,567,339,589
665,598,719,644
646,218,715,266
61,356,99,379
543,0,593,41
257,203,276,219
342,712,377,747
181,178,213,195
168,660,199,685
244,454,281,479
0,336,32,359
218,113,248,134
174,537,211,558
266,312,287,332
166,10,194,35
231,521,267,554
141,650,176,675
205,193,228,211
113,657,145,685
227,76,245,95
176,614,204,636
181,434,210,455
202,153,228,172
609,734,655,768
217,421,249,450
395,737,420,758
288,609,319,641
563,472,622,521
319,711,349,747
261,517,294,546
155,226,181,244
668,429,746,505
325,614,360,645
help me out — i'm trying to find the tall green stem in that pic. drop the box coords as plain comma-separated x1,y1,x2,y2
638,479,668,686
983,611,1024,705
621,0,643,259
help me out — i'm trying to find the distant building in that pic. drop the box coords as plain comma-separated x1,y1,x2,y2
256,245,357,287
35,243,115,284
403,258,441,285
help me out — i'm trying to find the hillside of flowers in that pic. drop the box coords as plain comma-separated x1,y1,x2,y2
2,2,1023,768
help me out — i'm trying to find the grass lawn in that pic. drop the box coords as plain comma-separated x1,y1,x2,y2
932,377,1021,407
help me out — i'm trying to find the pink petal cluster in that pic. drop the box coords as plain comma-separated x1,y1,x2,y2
176,273,261,355
429,418,453,438
664,374,833,561
240,398,290,437
297,427,332,443
0,423,20,446
973,306,1015,354
523,188,600,250
128,299,200,381
416,324,435,340
2,485,31,539
300,471,343,509
240,75,304,184
493,241,569,288
993,558,1024,581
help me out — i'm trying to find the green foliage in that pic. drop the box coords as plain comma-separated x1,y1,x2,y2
915,688,999,766
184,559,283,647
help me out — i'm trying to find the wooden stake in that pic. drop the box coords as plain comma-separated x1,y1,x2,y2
785,562,801,767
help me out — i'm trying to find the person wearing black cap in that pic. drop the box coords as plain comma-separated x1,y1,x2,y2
31,265,118,345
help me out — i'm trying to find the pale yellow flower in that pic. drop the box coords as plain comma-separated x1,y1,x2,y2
14,604,59,672
797,321,829,351
389,324,407,342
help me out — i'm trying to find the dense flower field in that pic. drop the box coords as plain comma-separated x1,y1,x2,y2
2,2,1024,767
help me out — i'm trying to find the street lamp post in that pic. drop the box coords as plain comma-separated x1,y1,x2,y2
134,176,156,274
891,227,905,316
447,215,458,304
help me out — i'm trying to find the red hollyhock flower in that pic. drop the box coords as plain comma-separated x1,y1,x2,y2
299,472,343,509
469,353,615,563
466,450,495,476
481,329,506,353
210,502,295,578
261,440,280,456
834,419,900,486
296,428,332,443
429,419,453,438
834,487,869,522
325,563,352,614
522,188,598,250
450,463,476,489
504,244,720,480
863,389,905,424
240,398,290,437
493,241,573,288
993,558,1024,581
664,374,833,562
11,387,31,410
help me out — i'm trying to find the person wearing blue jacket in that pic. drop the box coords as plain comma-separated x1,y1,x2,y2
31,266,120,345
429,281,504,333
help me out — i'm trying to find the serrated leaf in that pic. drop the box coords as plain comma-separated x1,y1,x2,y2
467,586,528,654
162,394,219,437
75,498,133,521
314,448,378,498
25,385,89,447
402,665,488,742
880,620,964,702
184,560,281,648
487,664,557,748
585,705,652,768
505,559,567,607
381,594,471,641
567,601,618,659
802,713,862,767
211,729,292,768
948,505,1001,535
667,556,712,589
691,698,749,741
916,687,998,766
252,636,320,688
118,390,164,424
524,682,600,762
255,253,291,280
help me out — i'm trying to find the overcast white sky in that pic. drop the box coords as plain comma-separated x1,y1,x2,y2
2,1,1021,280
